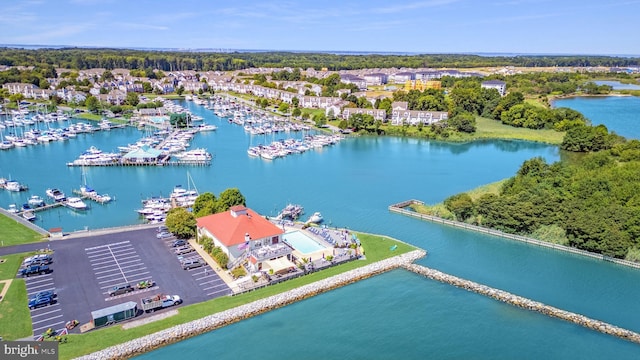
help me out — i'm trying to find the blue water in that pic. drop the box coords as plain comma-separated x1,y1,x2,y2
282,230,326,253
553,96,640,139
136,271,640,360
2,99,640,358
594,80,640,91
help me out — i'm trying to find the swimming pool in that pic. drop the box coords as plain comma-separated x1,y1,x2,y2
149,116,168,124
282,230,327,254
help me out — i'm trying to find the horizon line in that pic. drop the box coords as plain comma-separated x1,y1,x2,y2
1,44,640,58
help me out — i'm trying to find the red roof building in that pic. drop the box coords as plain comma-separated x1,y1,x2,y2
196,206,285,264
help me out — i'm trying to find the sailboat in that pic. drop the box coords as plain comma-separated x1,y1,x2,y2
169,172,199,208
79,167,112,203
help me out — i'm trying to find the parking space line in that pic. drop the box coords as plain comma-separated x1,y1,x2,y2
24,273,54,281
85,241,130,251
89,259,117,267
33,321,65,334
123,270,150,278
200,279,225,287
206,288,231,297
25,277,54,286
106,254,140,262
121,261,147,271
27,287,56,296
100,258,141,267
27,282,55,291
92,265,122,273
87,252,114,259
97,273,127,281
32,314,63,325
31,308,62,318
202,283,228,291
108,249,137,256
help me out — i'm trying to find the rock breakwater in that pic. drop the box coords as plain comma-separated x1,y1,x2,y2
403,263,640,345
75,250,426,360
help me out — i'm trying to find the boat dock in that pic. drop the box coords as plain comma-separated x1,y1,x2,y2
71,190,113,204
66,159,211,167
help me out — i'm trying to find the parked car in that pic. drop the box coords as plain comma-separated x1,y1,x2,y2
19,265,52,277
174,245,194,255
22,254,53,266
171,239,187,247
108,284,134,296
181,258,205,270
29,290,57,301
157,231,174,239
28,295,55,309
157,226,168,233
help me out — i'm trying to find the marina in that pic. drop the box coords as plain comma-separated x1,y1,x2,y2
1,96,640,359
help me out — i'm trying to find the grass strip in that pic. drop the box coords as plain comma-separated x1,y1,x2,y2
0,214,45,247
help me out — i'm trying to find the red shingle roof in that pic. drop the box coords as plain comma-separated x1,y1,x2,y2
196,207,283,247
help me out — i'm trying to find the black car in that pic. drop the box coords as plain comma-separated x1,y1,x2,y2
108,284,134,296
171,239,187,247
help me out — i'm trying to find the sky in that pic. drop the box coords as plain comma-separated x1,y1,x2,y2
1,0,639,56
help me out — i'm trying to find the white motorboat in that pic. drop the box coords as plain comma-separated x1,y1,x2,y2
27,195,45,207
7,204,18,214
65,197,88,210
22,210,36,221
306,212,323,224
46,188,67,202
5,180,27,192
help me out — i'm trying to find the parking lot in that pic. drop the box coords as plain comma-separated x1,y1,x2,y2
12,226,232,338
25,272,63,335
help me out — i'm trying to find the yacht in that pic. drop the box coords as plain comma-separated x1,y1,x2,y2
22,210,36,221
5,180,27,192
66,197,88,210
46,188,67,202
7,204,18,214
306,212,323,224
28,195,45,207
173,148,212,161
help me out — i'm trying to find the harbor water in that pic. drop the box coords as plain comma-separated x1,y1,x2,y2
2,98,640,358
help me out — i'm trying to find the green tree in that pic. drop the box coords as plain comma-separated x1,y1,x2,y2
125,92,139,106
85,95,99,113
291,97,299,108
165,207,196,239
176,85,185,95
447,112,476,133
217,188,246,211
278,102,290,113
142,82,153,93
444,193,475,221
291,108,301,117
193,192,217,217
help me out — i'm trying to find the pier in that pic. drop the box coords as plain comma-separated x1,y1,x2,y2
389,199,640,270
71,190,113,204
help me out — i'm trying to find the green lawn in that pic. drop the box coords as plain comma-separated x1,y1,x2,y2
58,233,416,359
0,252,35,340
74,113,102,121
0,279,30,340
0,214,45,247
463,116,565,144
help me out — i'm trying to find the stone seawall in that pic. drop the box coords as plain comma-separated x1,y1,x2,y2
75,250,426,360
403,263,640,345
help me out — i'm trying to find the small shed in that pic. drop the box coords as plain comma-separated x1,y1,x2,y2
91,301,138,327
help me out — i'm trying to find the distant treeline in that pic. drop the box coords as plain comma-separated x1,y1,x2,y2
1,48,639,71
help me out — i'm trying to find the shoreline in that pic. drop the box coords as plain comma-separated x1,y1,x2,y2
549,92,634,107
389,200,640,270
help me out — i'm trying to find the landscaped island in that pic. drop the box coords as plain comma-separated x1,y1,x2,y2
409,138,640,261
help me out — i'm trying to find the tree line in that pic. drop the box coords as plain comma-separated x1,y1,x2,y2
1,48,638,71
442,140,640,260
